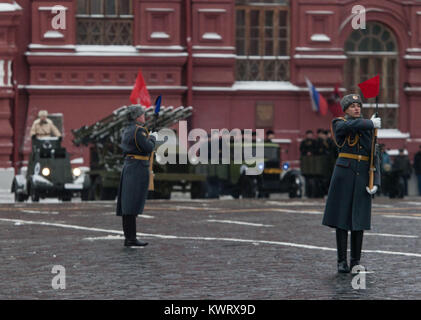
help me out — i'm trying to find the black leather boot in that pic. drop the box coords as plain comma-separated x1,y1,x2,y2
336,228,350,273
123,215,148,247
124,239,148,247
350,230,364,273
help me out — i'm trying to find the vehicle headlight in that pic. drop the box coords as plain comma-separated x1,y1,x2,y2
72,167,81,177
283,162,290,170
42,167,50,176
258,163,264,171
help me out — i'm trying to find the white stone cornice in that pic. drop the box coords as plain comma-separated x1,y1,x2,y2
293,54,347,59
0,1,22,12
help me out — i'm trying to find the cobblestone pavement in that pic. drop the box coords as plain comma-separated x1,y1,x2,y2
0,194,420,300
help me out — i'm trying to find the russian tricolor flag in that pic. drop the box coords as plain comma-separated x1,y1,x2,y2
305,77,328,116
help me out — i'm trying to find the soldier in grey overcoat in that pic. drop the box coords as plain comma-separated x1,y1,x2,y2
116,105,158,247
322,94,382,273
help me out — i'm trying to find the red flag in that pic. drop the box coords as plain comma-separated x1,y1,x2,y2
130,69,151,107
358,75,380,99
327,85,344,117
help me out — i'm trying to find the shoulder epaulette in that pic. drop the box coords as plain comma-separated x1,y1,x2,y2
333,117,347,122
135,124,149,135
134,125,149,152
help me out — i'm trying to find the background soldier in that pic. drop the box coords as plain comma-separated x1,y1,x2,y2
314,129,329,156
314,129,329,197
414,145,421,196
300,130,316,156
265,129,275,142
379,144,391,195
116,106,158,247
392,149,412,197
326,130,338,159
30,110,61,138
322,94,381,273
300,130,316,197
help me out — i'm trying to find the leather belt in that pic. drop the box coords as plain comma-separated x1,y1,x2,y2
339,153,369,162
126,154,150,161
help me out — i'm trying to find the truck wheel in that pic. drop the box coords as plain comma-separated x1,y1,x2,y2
14,192,25,202
81,189,89,201
191,181,206,199
289,176,303,198
240,175,257,199
289,188,301,198
62,195,72,202
90,177,116,201
231,189,240,199
102,188,117,200
205,179,219,199
153,181,172,199
30,188,39,202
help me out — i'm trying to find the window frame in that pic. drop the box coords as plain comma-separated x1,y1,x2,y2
76,0,133,18
344,22,399,128
235,4,290,81
76,0,134,45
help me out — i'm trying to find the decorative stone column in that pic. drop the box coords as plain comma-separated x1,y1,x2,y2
0,1,22,167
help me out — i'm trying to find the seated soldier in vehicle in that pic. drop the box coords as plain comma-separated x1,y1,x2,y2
30,110,61,139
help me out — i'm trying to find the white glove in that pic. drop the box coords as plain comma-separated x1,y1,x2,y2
149,132,158,140
366,185,378,195
370,114,381,129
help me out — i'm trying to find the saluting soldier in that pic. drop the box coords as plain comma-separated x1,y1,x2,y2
322,94,381,273
116,105,158,247
30,110,61,138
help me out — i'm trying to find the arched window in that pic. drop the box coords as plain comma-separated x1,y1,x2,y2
76,0,133,45
235,0,290,81
344,22,399,128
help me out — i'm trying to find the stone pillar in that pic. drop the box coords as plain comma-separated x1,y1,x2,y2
0,1,22,167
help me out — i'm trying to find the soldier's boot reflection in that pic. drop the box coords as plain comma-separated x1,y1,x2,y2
123,215,148,247
336,228,350,273
350,230,364,273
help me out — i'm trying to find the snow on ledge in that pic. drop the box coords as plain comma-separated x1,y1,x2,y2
271,139,292,144
377,129,410,139
232,81,300,91
294,54,347,59
311,34,331,42
43,31,64,39
0,1,21,12
151,32,170,39
202,33,222,40
75,45,137,52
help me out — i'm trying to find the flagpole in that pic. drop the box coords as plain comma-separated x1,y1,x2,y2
369,93,379,190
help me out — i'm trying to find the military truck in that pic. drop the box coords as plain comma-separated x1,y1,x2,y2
71,104,205,200
300,154,335,198
192,140,303,199
11,137,90,202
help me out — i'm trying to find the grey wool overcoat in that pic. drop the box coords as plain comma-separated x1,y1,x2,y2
116,122,156,216
322,115,381,231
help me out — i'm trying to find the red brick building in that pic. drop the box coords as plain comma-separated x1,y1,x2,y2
2,0,421,171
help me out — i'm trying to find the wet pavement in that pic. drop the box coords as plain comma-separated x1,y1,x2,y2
0,194,420,299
